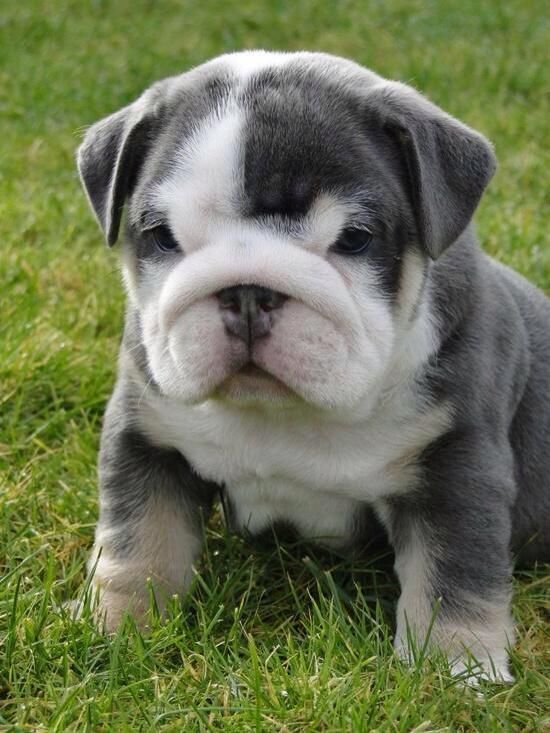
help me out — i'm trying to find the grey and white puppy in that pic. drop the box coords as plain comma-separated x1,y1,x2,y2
77,51,550,681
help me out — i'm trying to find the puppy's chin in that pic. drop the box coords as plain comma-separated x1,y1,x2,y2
214,364,299,408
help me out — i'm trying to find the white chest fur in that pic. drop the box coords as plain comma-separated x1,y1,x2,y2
138,380,450,548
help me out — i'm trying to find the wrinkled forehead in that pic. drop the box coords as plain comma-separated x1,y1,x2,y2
130,53,403,228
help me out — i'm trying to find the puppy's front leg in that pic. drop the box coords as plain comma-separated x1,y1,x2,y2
86,392,219,631
380,436,515,682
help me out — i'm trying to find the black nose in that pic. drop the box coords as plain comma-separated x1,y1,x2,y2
216,285,287,346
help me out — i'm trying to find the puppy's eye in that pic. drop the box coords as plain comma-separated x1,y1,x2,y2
332,227,372,255
149,225,179,252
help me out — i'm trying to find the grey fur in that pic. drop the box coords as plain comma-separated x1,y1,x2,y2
78,103,153,246
98,378,218,557
76,52,549,676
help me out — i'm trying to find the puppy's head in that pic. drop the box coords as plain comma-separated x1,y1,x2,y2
78,51,495,411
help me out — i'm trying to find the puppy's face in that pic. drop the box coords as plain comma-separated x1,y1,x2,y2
78,52,496,413
126,59,412,411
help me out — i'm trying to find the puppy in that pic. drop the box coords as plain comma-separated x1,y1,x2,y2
76,51,550,681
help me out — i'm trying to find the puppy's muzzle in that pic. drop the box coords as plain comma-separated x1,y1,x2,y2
216,285,287,347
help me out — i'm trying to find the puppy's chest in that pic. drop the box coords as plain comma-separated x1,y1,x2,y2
167,408,383,544
141,393,446,544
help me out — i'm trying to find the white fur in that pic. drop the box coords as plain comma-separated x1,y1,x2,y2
214,50,291,82
392,521,435,652
151,108,245,256
138,398,451,547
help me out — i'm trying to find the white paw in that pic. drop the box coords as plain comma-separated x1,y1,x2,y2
394,634,514,685
63,586,152,632
450,656,514,685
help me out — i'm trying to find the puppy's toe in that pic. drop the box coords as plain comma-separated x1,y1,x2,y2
451,657,514,685
64,587,150,632
93,588,151,632
393,635,415,664
62,598,84,620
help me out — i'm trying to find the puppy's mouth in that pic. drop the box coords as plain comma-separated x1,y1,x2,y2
216,361,296,405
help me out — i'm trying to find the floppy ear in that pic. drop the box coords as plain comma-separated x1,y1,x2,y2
368,82,496,259
77,100,156,246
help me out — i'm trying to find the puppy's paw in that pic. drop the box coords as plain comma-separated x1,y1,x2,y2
65,585,154,632
92,587,150,632
394,633,514,685
63,598,85,621
449,655,514,685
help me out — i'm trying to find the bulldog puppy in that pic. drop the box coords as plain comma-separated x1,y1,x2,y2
76,51,550,681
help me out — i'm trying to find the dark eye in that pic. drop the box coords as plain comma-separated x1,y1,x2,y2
149,225,180,252
332,227,373,255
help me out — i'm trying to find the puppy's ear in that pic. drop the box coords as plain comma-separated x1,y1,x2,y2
368,82,496,259
77,99,156,246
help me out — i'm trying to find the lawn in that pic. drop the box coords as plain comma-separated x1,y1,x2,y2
0,0,549,730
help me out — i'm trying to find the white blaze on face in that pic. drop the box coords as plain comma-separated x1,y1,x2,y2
135,95,398,413
212,49,293,83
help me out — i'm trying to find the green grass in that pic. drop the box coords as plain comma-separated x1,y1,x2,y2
1,0,549,730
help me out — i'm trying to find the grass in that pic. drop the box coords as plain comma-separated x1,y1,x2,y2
0,0,549,730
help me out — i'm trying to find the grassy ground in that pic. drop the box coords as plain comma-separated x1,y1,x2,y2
1,0,549,730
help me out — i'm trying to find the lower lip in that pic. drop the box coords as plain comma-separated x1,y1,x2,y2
218,365,295,402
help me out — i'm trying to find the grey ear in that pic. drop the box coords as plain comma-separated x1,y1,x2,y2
369,82,496,259
77,101,155,246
